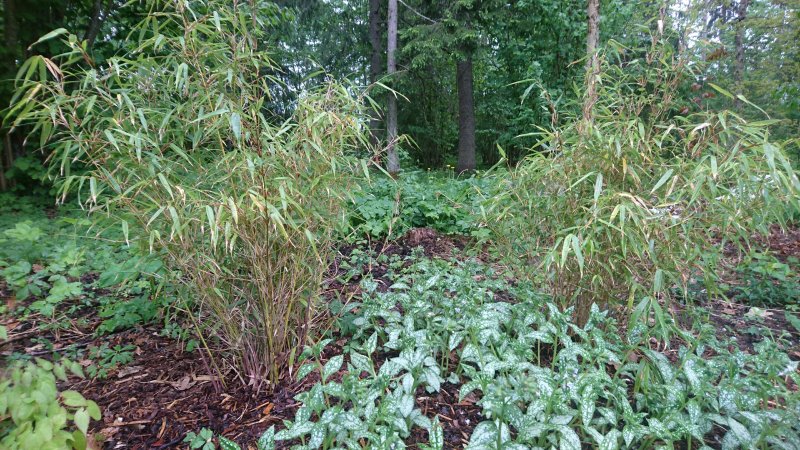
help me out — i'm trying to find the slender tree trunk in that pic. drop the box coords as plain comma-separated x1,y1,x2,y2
84,0,113,49
386,0,400,176
456,57,476,173
581,0,600,126
4,0,18,54
0,134,9,192
368,0,382,148
2,0,20,191
733,0,750,110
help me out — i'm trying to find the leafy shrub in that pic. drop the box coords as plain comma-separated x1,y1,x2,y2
487,34,800,325
10,1,369,387
0,199,161,331
95,295,160,335
257,256,800,449
349,171,489,239
0,359,100,449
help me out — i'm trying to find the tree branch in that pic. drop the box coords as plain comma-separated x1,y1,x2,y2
398,0,437,24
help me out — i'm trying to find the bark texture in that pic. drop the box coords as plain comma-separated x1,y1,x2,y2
733,0,750,110
368,0,382,147
456,57,476,173
84,0,113,49
386,0,399,175
2,0,19,191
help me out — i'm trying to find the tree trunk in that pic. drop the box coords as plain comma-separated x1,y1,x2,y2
4,0,18,55
368,0,382,148
84,0,113,49
386,0,400,175
733,0,750,110
456,57,476,173
0,134,9,191
2,0,19,191
581,0,600,126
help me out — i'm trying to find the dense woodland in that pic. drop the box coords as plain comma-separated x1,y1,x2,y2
1,0,800,449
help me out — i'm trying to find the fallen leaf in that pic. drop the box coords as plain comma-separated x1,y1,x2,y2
171,375,196,391
745,307,772,318
193,375,218,382
116,366,143,378
262,403,274,416
99,427,119,439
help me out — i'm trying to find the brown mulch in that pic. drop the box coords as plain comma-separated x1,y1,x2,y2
413,383,482,449
0,313,312,450
750,224,800,264
70,328,305,449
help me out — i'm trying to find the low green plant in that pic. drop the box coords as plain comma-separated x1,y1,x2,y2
185,428,241,450
732,253,800,308
349,171,490,239
0,358,101,449
95,295,160,335
0,200,139,302
84,344,136,379
487,30,800,326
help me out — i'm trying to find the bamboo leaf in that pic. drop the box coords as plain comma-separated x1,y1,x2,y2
650,169,673,195
28,28,69,49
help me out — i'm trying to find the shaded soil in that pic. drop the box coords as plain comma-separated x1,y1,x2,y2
411,382,482,448
705,224,800,353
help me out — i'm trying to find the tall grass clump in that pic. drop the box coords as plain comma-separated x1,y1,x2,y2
489,26,800,328
7,0,370,389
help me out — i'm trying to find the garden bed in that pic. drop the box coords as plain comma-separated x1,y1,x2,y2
2,224,800,449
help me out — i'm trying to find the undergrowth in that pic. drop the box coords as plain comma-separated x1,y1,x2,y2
348,171,490,240
258,257,800,449
0,199,167,334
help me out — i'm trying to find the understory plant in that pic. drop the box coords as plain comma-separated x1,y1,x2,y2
9,0,370,388
488,27,800,325
0,359,100,450
349,170,490,239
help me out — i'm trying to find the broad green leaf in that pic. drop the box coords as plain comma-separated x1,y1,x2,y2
296,363,315,382
61,391,86,407
73,408,90,435
322,355,343,382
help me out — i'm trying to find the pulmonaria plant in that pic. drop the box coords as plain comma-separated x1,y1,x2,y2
261,332,440,449
258,257,800,449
